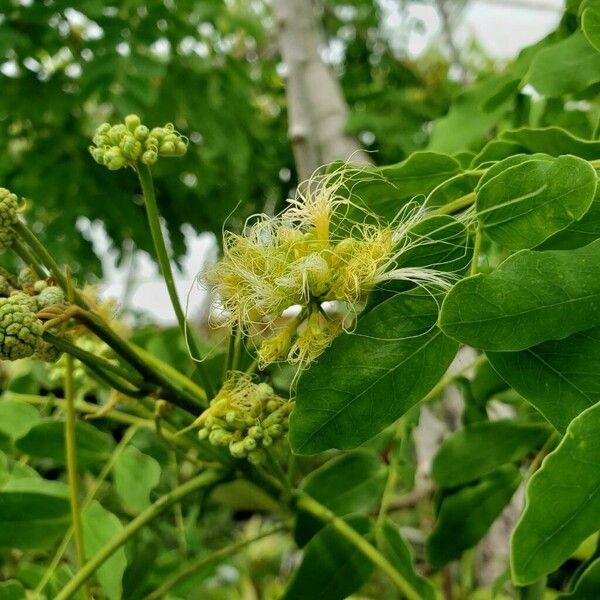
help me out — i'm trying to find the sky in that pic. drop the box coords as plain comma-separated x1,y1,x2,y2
92,0,564,325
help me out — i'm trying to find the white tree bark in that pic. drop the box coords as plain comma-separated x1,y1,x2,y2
273,0,372,180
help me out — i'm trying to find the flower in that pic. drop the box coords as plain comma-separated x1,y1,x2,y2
204,166,457,369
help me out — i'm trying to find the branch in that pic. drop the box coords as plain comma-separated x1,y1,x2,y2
273,0,372,180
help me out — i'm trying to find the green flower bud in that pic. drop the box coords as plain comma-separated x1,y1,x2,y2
0,275,12,297
266,399,280,413
247,449,266,465
108,124,127,145
0,188,19,251
261,434,273,448
248,425,263,439
37,286,65,309
134,125,150,141
267,424,283,439
18,267,37,291
103,147,127,170
0,295,43,360
198,427,209,440
33,280,48,293
209,428,232,446
159,141,176,155
125,114,141,132
142,150,158,166
10,291,38,311
120,135,142,161
89,146,106,165
243,436,257,451
229,440,247,459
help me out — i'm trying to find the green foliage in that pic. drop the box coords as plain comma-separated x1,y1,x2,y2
476,155,597,250
427,465,521,568
439,240,600,351
290,290,458,454
511,402,600,584
3,1,600,598
431,420,551,487
282,515,373,600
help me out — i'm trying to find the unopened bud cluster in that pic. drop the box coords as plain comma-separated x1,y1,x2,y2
0,188,19,251
89,114,188,170
0,269,65,362
197,373,291,465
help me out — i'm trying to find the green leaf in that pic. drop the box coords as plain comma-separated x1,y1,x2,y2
82,501,127,600
0,401,40,442
432,420,551,487
476,155,597,250
558,557,600,599
427,465,521,569
500,127,600,160
0,478,70,549
429,74,519,153
290,290,458,454
539,190,600,250
379,519,436,600
295,451,387,546
114,445,161,514
16,419,112,469
526,31,600,97
439,239,600,351
0,580,26,600
282,515,373,600
487,326,600,432
512,402,600,584
339,152,461,221
582,7,600,52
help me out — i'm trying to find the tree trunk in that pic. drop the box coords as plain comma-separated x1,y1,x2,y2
273,0,372,180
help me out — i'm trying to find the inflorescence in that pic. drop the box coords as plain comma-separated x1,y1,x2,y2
89,114,188,170
204,168,457,369
195,372,291,465
0,270,65,362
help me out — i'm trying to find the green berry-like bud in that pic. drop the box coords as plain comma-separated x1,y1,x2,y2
209,428,232,446
18,267,37,291
248,425,263,439
0,188,19,251
243,436,257,451
134,125,150,141
0,295,43,360
125,114,141,132
267,424,283,439
33,280,48,293
248,449,266,465
120,135,142,161
10,291,38,311
229,440,247,459
37,286,65,309
0,275,12,297
103,147,127,170
142,150,158,166
261,434,273,448
266,399,280,413
198,427,209,440
108,124,127,144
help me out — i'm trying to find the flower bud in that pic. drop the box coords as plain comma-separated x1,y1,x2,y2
125,114,141,132
0,188,19,251
247,449,266,465
134,125,150,141
142,150,158,166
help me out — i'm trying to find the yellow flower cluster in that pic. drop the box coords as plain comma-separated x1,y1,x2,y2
193,372,291,464
204,169,455,369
